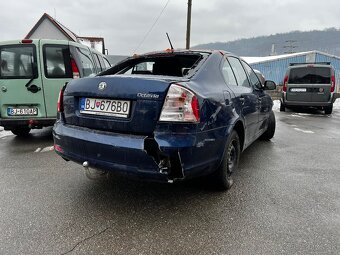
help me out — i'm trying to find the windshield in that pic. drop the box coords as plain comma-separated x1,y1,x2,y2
288,67,331,84
0,45,37,79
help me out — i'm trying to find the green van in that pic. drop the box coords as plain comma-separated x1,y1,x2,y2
0,39,110,136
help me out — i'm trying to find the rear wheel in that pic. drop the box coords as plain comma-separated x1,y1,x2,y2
11,127,31,137
324,105,333,114
260,111,276,140
211,130,240,191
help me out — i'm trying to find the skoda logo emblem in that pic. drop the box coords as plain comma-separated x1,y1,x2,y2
98,82,107,91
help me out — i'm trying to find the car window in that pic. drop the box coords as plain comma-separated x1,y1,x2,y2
97,54,107,71
92,54,101,72
288,67,331,84
0,45,37,79
242,60,262,88
75,47,96,77
221,58,238,86
228,57,250,87
103,57,111,69
43,45,72,79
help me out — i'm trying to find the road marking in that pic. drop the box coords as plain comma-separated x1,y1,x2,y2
34,146,54,153
294,128,314,134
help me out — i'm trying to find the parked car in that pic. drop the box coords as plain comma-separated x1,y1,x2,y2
0,39,110,136
280,62,336,114
53,49,276,190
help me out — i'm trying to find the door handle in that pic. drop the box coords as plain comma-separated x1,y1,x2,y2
27,84,41,93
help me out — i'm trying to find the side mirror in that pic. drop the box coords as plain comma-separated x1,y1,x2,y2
263,80,276,90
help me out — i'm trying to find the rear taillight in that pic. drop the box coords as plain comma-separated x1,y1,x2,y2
283,74,288,92
71,58,80,79
159,84,200,123
331,74,336,92
57,89,64,112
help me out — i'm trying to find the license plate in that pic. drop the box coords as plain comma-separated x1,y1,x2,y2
290,88,307,92
7,107,38,116
80,98,130,118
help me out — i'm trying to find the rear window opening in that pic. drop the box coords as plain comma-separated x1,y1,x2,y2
101,53,207,77
289,67,331,84
0,45,37,79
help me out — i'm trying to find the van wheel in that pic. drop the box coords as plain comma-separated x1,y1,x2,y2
280,102,285,112
11,127,31,137
211,130,240,191
260,111,276,140
324,105,333,114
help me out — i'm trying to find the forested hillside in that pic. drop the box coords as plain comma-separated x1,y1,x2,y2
193,28,340,56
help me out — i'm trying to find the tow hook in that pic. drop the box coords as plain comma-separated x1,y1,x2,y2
82,161,108,180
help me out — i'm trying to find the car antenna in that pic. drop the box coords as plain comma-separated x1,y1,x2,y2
166,32,174,51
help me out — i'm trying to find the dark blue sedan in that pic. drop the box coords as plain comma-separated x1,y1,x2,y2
53,50,276,190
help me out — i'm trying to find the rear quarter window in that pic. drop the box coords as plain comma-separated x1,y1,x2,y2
288,67,331,84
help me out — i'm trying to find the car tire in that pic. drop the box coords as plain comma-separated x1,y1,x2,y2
324,105,333,114
211,130,240,191
280,102,285,112
260,111,276,140
11,127,31,137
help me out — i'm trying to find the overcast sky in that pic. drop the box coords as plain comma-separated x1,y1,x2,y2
1,0,340,55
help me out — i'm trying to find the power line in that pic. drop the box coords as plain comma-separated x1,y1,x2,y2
132,0,171,53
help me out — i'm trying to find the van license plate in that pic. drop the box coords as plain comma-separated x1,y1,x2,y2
80,98,130,118
290,88,306,92
7,107,38,116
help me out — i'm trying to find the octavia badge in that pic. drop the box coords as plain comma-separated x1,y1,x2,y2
98,82,107,91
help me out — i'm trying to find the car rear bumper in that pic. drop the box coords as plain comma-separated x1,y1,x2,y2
281,93,335,107
0,118,55,129
53,121,223,182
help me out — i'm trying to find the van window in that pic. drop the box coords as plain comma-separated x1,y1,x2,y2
75,47,95,77
288,67,331,84
97,54,106,71
92,54,101,72
43,45,72,79
0,45,37,79
103,57,111,69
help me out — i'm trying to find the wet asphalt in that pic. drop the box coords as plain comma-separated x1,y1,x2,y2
0,107,339,255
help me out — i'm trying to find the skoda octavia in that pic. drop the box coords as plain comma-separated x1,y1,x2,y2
53,50,276,190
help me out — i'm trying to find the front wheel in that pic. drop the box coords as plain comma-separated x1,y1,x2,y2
211,130,240,191
11,127,31,137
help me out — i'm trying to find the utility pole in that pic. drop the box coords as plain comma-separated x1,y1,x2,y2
283,40,298,54
186,0,192,49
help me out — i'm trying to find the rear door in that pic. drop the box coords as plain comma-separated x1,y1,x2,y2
40,40,73,117
287,66,332,103
0,40,46,119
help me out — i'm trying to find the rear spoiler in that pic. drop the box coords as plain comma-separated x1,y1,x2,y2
289,62,331,66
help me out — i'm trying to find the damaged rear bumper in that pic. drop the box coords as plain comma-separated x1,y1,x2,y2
53,122,221,182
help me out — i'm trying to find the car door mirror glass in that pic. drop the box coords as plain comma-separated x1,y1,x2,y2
264,80,276,90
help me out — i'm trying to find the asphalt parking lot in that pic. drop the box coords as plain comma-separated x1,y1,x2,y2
0,100,339,255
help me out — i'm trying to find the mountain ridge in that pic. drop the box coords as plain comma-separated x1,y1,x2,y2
192,28,340,57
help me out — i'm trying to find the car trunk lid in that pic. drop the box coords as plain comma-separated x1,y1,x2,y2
63,75,188,135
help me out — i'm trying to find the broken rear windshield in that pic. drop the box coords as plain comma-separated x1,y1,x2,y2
100,52,208,77
0,45,37,79
288,67,331,84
